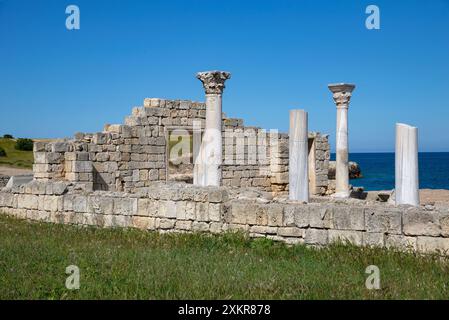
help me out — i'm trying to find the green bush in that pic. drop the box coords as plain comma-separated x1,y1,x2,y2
0,147,6,157
15,138,34,151
3,134,13,139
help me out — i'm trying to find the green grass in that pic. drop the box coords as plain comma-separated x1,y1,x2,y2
0,214,448,299
0,138,34,168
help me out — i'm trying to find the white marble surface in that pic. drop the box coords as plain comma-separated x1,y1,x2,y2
395,123,420,206
289,110,309,202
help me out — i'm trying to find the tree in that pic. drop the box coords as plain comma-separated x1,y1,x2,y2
15,138,34,151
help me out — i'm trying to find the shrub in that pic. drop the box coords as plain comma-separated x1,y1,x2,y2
0,147,6,157
15,138,34,151
3,134,13,139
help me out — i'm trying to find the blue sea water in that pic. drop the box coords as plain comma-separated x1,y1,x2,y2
331,153,449,191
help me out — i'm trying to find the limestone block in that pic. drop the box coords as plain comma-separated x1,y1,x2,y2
209,203,222,222
439,215,449,237
195,202,209,221
365,207,402,234
328,230,363,245
293,205,310,228
113,198,138,216
49,211,66,224
332,206,365,231
385,235,417,251
73,161,93,173
136,198,149,216
159,218,175,229
223,223,249,232
112,215,132,228
207,189,228,203
63,195,74,211
308,204,333,229
267,204,283,226
88,196,114,215
210,222,224,233
158,200,177,218
18,194,39,210
53,182,68,195
5,175,33,190
175,220,192,231
0,192,14,207
277,227,304,237
185,202,195,220
229,201,248,224
52,142,70,153
250,225,278,235
146,199,159,217
284,237,304,245
403,208,441,236
363,232,385,247
132,216,152,229
192,221,210,232
304,229,328,245
417,236,449,253
33,141,47,152
43,195,62,212
245,203,259,225
73,196,88,213
174,201,186,220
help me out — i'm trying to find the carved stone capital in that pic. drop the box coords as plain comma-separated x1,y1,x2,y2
196,71,231,95
328,83,356,108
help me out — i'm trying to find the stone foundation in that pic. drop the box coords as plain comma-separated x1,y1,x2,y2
1,181,449,254
0,175,9,188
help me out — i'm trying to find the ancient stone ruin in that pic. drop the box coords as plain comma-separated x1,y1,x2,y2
1,71,448,254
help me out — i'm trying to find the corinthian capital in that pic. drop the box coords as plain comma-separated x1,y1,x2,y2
328,83,356,108
196,71,231,95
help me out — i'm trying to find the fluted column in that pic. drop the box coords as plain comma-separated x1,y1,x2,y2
289,110,309,202
328,83,355,198
395,123,419,206
194,71,231,186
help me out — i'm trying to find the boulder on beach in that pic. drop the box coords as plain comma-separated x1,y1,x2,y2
328,161,362,179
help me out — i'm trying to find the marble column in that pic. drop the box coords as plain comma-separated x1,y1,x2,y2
194,71,231,187
395,123,419,206
328,83,356,198
289,110,309,202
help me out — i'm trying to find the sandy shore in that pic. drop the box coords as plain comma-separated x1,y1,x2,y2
419,189,449,205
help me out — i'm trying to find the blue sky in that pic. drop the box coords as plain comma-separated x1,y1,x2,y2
1,0,448,152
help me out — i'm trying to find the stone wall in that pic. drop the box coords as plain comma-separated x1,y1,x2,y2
1,181,449,254
0,175,9,188
32,98,331,195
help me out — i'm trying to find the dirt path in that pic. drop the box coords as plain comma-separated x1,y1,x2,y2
0,166,32,176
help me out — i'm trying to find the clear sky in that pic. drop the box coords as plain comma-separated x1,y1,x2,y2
1,0,448,152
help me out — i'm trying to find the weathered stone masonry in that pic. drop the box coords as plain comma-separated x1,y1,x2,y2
1,181,449,253
31,98,330,195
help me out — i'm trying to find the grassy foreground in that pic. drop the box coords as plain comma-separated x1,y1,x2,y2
0,215,448,299
0,138,34,168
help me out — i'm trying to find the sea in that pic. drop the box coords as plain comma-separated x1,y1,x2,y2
333,152,449,191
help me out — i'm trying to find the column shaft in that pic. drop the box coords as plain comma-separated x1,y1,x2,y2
395,123,419,206
203,93,222,186
194,70,230,187
328,83,355,198
335,106,349,197
289,110,309,202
